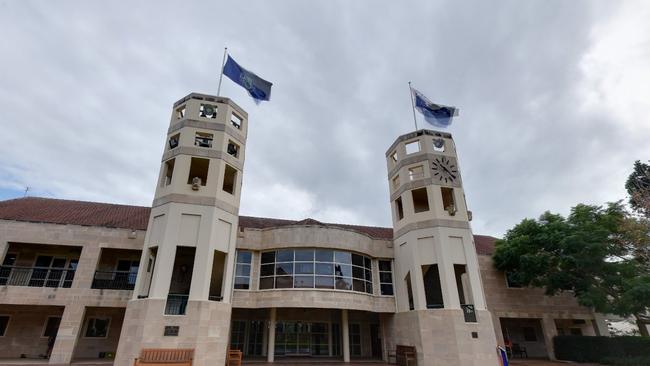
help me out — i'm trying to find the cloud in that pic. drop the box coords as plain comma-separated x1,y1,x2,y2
0,0,648,237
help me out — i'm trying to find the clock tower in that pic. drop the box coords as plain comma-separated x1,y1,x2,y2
385,129,499,365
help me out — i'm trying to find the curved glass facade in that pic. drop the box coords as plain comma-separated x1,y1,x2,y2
259,249,373,294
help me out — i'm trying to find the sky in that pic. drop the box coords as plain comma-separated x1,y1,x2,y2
1,0,649,237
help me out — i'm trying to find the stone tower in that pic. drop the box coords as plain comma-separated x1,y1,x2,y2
115,93,248,366
385,129,499,365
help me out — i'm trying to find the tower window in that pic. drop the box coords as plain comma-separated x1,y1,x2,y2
391,175,400,190
411,188,430,213
194,132,213,148
227,140,240,158
199,104,217,119
395,197,404,220
390,151,398,163
176,105,186,119
408,165,424,181
441,187,456,215
187,157,209,186
162,159,175,187
223,164,237,194
405,272,414,310
422,264,444,309
168,133,180,150
379,260,394,296
432,138,445,152
454,264,469,305
230,113,243,129
405,140,420,155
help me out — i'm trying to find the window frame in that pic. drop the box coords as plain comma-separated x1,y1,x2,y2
234,250,252,290
83,317,111,339
378,260,394,296
41,315,61,338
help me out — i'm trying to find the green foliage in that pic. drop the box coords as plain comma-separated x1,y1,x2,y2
493,203,649,318
554,335,650,365
626,160,650,216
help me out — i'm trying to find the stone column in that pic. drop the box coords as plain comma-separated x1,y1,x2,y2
49,303,86,364
73,245,101,289
593,313,610,336
540,316,558,360
342,309,350,363
267,308,276,363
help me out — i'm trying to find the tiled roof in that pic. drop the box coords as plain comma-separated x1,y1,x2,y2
0,197,498,253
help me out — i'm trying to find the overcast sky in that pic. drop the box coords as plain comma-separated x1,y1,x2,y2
1,1,649,237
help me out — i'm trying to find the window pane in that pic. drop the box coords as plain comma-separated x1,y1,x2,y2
277,249,294,262
364,269,372,281
85,318,109,337
237,251,252,264
261,251,275,264
335,277,352,290
295,262,314,274
315,250,333,262
334,264,352,277
365,281,373,294
234,276,250,289
380,272,392,283
294,249,314,261
352,266,364,279
351,254,364,267
315,263,333,275
260,277,274,289
261,264,274,277
276,276,293,289
353,279,365,292
381,284,394,295
364,257,372,269
276,262,293,275
294,276,314,288
334,251,351,265
315,276,334,289
235,264,250,277
379,260,391,272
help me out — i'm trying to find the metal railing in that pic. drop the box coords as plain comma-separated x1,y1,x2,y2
92,271,137,290
165,294,189,315
461,304,477,323
0,266,75,288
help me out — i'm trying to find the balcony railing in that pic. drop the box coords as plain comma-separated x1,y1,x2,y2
0,266,75,288
165,294,189,315
92,271,137,290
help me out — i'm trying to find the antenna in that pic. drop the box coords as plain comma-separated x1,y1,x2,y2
23,186,30,197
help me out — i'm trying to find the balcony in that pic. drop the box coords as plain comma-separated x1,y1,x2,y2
165,294,189,315
0,266,75,288
92,271,137,290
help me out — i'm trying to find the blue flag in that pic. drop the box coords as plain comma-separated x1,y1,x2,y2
411,87,458,128
223,55,273,103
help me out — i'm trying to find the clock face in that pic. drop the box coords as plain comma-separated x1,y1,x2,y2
431,156,459,185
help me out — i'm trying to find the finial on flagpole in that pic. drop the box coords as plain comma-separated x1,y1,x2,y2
217,47,228,96
408,81,419,131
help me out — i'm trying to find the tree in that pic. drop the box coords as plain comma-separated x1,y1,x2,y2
493,203,650,336
626,160,650,217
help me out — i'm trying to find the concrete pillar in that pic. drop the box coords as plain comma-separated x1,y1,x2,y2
73,246,101,289
267,308,276,363
342,309,350,363
593,313,610,336
49,303,86,364
540,316,558,360
0,240,9,263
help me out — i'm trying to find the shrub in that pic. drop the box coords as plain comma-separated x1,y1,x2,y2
554,336,650,364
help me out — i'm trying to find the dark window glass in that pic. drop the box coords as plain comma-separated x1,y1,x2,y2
234,276,250,289
315,250,333,262
259,277,274,289
276,276,293,289
353,279,365,292
380,284,394,295
335,277,352,290
261,251,275,264
380,272,392,283
364,269,372,281
261,264,274,277
237,251,252,264
43,317,60,337
276,263,293,275
294,250,314,261
352,266,364,279
0,316,9,336
277,250,294,262
315,276,334,289
334,264,352,277
334,251,351,265
295,262,314,274
365,281,373,294
364,257,371,269
294,276,314,288
352,254,364,267
378,260,391,271
315,263,333,275
85,318,109,338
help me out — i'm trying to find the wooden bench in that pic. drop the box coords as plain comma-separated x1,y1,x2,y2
133,348,194,366
226,349,242,366
396,345,417,366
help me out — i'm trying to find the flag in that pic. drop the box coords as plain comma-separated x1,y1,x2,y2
411,87,458,128
223,55,273,103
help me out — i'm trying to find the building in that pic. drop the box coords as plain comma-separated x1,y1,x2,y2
0,93,608,365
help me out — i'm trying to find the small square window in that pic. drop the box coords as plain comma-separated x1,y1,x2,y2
194,132,213,148
433,138,445,152
168,134,180,150
408,166,424,181
162,159,175,187
231,113,243,129
85,317,110,338
441,187,456,214
412,188,430,213
395,197,404,220
227,141,240,158
390,151,398,163
187,158,209,186
405,141,420,155
199,104,217,119
223,165,237,194
176,105,186,119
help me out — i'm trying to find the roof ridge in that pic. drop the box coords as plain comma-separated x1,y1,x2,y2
3,196,151,209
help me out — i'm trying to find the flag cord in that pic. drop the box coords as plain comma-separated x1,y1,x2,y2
217,47,228,96
408,81,418,131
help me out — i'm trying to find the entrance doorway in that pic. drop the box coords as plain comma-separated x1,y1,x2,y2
370,324,382,358
274,321,330,357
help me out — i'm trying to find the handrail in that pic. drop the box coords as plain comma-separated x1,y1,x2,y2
0,265,75,288
92,270,137,290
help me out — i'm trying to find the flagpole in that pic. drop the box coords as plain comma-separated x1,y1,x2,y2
217,47,228,96
408,81,418,131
